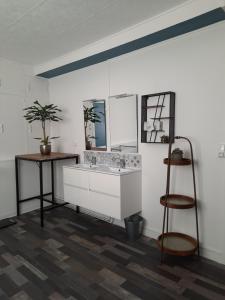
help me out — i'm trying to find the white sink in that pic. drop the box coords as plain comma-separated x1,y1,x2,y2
108,167,131,173
74,163,98,170
72,164,135,175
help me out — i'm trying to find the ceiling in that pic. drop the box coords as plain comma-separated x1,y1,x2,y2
0,0,187,65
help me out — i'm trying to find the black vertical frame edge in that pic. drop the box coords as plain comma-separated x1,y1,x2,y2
169,92,175,143
141,95,148,143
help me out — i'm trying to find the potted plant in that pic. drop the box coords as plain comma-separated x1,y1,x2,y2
161,135,170,143
24,100,62,155
83,105,101,150
171,148,183,160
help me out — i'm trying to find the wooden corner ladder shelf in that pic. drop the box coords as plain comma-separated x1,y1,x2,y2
157,136,200,261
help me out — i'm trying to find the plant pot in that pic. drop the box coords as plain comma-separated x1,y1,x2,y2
86,140,92,150
171,149,183,160
40,144,51,155
171,153,183,160
161,135,169,143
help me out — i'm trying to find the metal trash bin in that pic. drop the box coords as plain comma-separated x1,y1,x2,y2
124,214,144,241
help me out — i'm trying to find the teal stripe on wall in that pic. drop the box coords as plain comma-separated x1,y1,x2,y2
38,8,225,79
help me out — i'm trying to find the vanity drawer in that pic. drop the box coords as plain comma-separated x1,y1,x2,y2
64,184,88,206
86,190,121,219
89,172,120,197
63,167,88,189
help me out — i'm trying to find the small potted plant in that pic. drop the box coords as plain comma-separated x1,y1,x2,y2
24,100,62,155
161,135,170,143
171,148,183,160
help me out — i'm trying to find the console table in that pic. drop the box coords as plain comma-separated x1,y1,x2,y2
15,152,79,227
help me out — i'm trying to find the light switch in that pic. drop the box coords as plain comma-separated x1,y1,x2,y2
0,123,4,134
218,143,225,158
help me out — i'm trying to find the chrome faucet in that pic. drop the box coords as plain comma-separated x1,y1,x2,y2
91,156,96,166
120,158,126,169
112,156,125,169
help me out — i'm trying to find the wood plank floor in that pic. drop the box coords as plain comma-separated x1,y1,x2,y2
0,207,225,299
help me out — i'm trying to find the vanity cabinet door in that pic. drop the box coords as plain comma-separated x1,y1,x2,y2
63,167,89,206
64,185,88,206
89,172,120,197
87,191,121,219
87,172,121,219
63,168,89,189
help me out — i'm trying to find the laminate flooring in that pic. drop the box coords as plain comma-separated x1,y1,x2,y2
0,207,225,300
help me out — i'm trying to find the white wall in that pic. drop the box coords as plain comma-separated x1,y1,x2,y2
49,22,225,264
0,58,50,219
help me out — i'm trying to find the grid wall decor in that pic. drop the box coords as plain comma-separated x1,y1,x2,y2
141,91,175,144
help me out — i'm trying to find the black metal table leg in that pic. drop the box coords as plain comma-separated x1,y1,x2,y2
51,160,55,204
39,161,44,227
15,157,20,216
75,156,80,213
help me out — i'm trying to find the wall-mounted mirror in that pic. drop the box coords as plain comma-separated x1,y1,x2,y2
83,99,107,151
109,94,138,153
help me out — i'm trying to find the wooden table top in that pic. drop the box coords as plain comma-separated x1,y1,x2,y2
15,152,79,162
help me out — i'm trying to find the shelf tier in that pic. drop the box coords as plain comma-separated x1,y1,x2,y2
157,232,197,256
145,105,165,108
141,141,169,144
150,117,173,120
163,158,191,166
160,194,195,209
151,130,165,132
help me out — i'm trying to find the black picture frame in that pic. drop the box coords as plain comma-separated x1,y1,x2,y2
141,91,175,144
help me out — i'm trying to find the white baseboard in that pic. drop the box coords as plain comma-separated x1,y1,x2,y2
0,211,16,220
143,226,160,240
200,246,225,265
0,200,51,221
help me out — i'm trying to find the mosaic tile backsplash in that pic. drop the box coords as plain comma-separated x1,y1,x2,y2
83,151,142,169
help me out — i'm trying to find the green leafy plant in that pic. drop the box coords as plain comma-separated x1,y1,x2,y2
83,105,102,147
24,100,62,145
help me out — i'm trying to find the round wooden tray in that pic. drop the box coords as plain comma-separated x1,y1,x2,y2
163,158,191,166
160,194,195,209
157,232,197,256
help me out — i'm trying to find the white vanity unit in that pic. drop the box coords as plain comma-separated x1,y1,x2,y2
63,164,141,220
